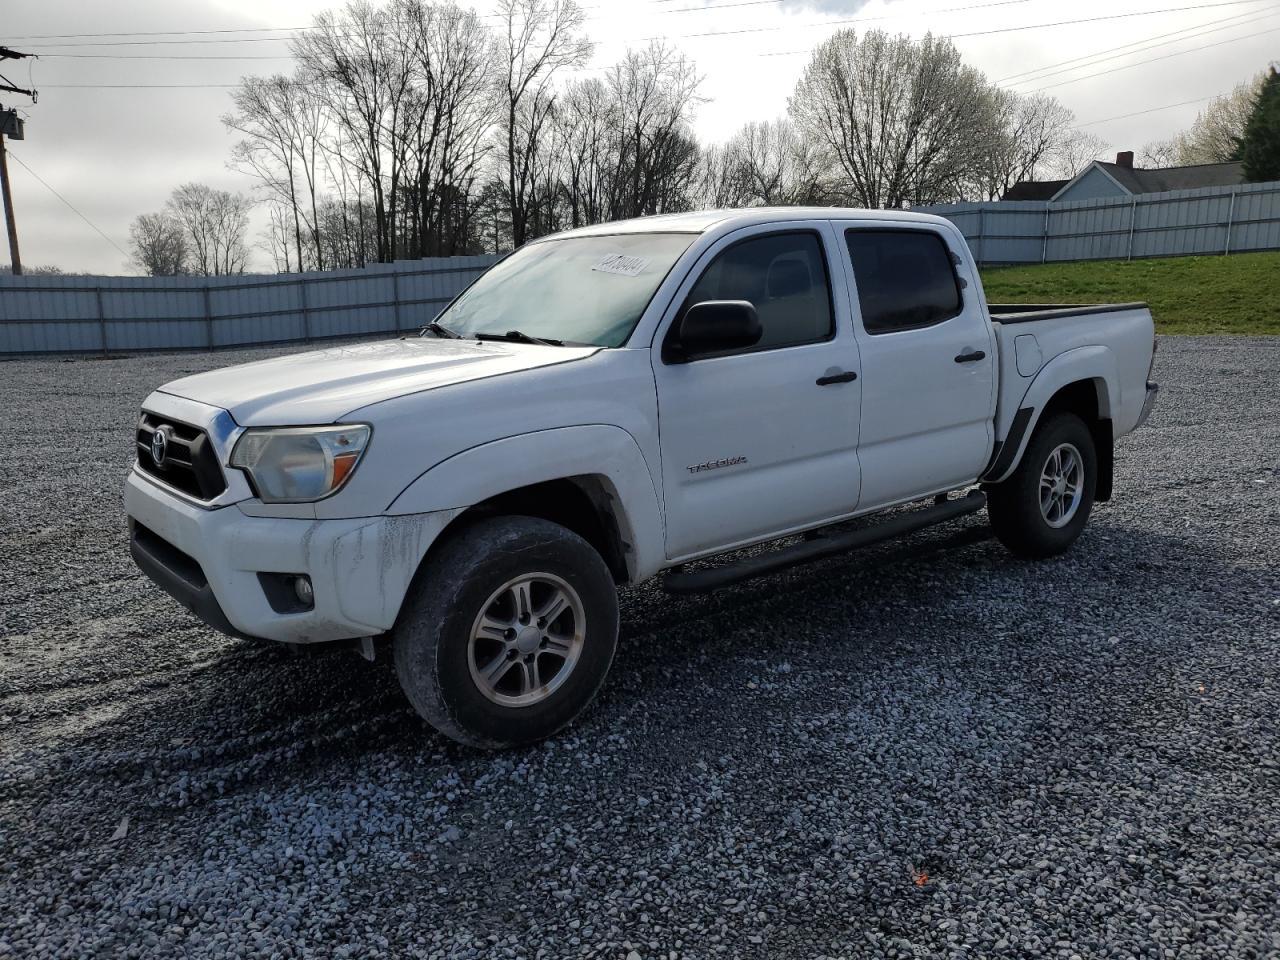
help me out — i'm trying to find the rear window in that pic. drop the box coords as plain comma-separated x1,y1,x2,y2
844,230,963,334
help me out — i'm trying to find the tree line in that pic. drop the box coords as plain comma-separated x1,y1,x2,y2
127,0,1278,276
1142,67,1280,178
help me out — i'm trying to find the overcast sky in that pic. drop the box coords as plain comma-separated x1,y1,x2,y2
3,0,1276,273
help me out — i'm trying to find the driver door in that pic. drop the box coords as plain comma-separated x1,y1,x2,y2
651,222,863,561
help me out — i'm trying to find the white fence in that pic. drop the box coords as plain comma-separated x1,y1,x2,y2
0,255,500,356
916,180,1280,266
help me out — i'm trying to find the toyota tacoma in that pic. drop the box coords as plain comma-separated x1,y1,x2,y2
126,208,1159,748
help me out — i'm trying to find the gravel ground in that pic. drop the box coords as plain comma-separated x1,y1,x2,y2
1,336,1278,959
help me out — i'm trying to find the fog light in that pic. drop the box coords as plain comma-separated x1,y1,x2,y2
292,575,314,607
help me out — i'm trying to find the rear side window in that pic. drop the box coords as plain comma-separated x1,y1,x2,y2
844,230,963,334
682,231,834,352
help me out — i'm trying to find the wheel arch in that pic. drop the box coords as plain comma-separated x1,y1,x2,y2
386,424,665,591
438,475,634,584
987,346,1117,499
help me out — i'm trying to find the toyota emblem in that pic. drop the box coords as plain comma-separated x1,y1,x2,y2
151,426,170,467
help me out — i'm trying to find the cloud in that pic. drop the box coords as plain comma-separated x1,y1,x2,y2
773,0,892,14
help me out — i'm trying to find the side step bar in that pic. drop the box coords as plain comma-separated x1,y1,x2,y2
662,490,988,594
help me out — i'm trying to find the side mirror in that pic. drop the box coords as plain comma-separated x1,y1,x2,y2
667,300,762,362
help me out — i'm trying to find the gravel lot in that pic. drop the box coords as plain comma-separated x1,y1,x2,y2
1,336,1278,959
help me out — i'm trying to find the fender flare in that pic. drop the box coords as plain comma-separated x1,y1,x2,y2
986,345,1117,484
385,424,666,582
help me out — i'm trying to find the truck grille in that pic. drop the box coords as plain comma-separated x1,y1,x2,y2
135,413,227,501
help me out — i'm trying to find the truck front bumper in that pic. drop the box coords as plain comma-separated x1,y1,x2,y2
1135,380,1159,429
125,468,457,644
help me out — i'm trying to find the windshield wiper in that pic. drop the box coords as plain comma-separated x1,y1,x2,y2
420,320,460,339
474,329,565,347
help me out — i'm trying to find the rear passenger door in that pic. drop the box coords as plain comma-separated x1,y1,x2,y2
836,223,997,509
653,223,863,561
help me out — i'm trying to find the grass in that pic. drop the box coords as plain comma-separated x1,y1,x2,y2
979,251,1280,335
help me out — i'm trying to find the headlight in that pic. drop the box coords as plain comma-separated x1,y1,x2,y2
229,425,371,503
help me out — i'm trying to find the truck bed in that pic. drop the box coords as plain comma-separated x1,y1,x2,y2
988,302,1149,324
987,301,1156,456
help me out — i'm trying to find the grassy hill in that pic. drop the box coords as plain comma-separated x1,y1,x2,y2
980,251,1280,335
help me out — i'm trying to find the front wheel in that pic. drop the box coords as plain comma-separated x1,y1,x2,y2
393,516,619,749
985,412,1097,559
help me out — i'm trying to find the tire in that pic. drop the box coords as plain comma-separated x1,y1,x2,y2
985,412,1097,560
392,516,619,749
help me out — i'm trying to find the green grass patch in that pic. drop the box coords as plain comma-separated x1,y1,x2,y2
980,251,1280,335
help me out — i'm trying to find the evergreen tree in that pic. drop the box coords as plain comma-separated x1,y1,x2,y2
1238,66,1280,182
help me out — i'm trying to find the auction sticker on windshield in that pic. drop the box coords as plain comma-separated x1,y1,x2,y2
591,254,650,277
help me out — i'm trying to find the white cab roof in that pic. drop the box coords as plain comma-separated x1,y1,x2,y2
548,207,951,239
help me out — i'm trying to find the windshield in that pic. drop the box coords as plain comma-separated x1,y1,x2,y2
435,233,696,347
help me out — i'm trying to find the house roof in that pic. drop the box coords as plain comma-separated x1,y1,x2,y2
1002,179,1069,201
1087,160,1245,196
1002,159,1246,202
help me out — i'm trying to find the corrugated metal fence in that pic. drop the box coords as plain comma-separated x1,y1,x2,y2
916,180,1280,266
7,182,1280,355
0,255,500,356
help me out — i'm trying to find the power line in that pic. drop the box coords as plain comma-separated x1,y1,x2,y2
40,53,294,60
5,151,131,260
757,0,1276,53
5,0,971,44
663,0,1033,12
1078,92,1221,125
996,6,1278,83
10,25,312,41
1029,22,1280,91
19,0,1270,50
25,0,1277,90
40,83,240,89
20,35,308,49
0,0,1033,40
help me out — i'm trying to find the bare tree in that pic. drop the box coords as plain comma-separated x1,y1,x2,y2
165,183,252,276
694,142,751,208
129,212,189,276
1139,138,1181,168
553,77,617,227
224,75,328,271
396,0,497,256
971,92,1082,200
718,118,828,206
495,0,590,246
789,30,995,208
293,2,416,262
259,200,296,273
605,42,702,219
1044,129,1108,180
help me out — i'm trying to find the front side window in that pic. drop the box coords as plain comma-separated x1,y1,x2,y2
437,232,695,348
844,229,963,334
680,231,834,353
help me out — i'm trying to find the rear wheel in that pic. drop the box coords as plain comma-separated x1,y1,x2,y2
393,516,619,749
986,412,1097,559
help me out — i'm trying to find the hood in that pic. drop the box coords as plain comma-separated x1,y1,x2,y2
159,337,600,425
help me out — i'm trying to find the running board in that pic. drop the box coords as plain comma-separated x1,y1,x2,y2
662,490,988,594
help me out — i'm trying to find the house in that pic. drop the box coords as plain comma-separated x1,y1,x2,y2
1002,151,1246,203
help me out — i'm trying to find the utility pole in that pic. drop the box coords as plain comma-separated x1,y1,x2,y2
0,45,35,276
0,124,20,275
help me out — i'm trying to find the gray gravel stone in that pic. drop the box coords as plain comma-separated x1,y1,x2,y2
1,336,1278,959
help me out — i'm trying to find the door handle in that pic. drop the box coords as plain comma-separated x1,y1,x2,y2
816,370,858,385
954,350,986,363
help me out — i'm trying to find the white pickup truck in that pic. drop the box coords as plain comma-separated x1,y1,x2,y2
126,208,1158,747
